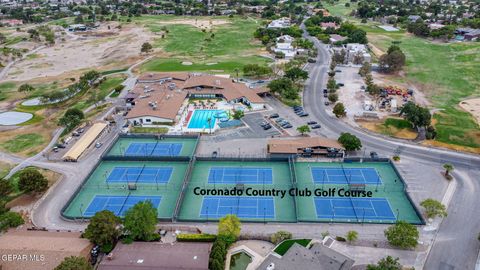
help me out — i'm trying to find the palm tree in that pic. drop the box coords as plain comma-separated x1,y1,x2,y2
443,163,454,177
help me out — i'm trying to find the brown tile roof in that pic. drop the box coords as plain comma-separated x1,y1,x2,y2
268,137,344,154
137,72,190,82
127,73,266,121
98,242,212,270
0,230,92,270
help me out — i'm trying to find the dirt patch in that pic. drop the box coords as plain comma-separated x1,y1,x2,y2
358,119,417,140
5,22,155,81
459,98,480,125
422,140,480,154
373,73,431,106
157,18,229,30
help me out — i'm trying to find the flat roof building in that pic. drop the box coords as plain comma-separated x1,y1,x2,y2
267,137,344,158
98,242,212,270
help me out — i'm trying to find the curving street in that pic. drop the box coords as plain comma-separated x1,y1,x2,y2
301,22,480,269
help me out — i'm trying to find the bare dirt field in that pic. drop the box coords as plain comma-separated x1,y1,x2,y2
5,22,155,81
156,18,230,30
459,98,480,125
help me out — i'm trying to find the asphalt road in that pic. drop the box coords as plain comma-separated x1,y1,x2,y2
300,22,480,269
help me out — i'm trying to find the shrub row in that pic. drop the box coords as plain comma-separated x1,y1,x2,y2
177,233,217,242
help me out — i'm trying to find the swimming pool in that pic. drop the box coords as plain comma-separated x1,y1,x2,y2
187,110,227,129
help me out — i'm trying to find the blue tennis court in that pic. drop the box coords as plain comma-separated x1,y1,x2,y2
200,196,275,219
83,195,161,217
311,167,381,185
208,167,273,184
125,142,182,156
314,197,396,221
106,167,173,183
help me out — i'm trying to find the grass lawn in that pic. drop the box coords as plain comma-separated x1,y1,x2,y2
274,239,311,256
0,161,13,179
137,16,272,75
97,76,125,100
1,133,45,154
0,82,17,101
140,56,271,74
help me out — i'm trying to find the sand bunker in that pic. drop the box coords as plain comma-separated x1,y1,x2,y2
459,98,480,124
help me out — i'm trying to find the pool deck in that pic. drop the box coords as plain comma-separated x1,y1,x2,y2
226,240,274,270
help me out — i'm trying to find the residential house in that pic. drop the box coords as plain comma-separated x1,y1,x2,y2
320,22,338,30
267,17,291,29
407,15,421,22
98,242,212,270
273,35,297,59
329,34,347,44
257,242,354,270
455,27,480,41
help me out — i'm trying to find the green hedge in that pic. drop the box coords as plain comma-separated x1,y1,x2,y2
177,233,217,242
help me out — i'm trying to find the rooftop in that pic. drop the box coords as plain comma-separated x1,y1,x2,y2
98,242,212,270
268,137,345,154
257,242,354,270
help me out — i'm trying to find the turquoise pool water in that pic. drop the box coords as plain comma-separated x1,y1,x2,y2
188,110,227,129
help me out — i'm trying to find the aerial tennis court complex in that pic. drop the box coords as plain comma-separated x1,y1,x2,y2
63,135,422,224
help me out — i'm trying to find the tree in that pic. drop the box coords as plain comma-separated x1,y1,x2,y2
338,132,362,151
346,230,358,243
0,179,13,197
285,67,308,81
140,42,153,54
18,84,35,96
218,214,241,240
18,168,48,193
232,110,244,120
367,256,402,270
0,211,24,232
297,125,310,136
59,108,85,132
384,221,419,249
359,62,371,77
332,103,346,118
443,163,454,177
328,93,338,103
420,198,447,219
271,231,292,245
123,201,158,241
54,256,92,270
400,102,431,130
379,46,406,73
84,210,121,252
327,77,337,93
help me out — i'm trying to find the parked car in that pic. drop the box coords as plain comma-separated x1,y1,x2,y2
299,112,309,117
269,113,279,118
335,70,342,73
311,124,321,129
370,151,379,159
323,93,328,98
323,89,328,93
260,121,269,127
95,142,103,148
56,143,66,149
76,128,85,133
324,101,330,106
263,124,272,130
72,132,80,137
283,124,293,128
293,107,303,112
52,147,59,152
307,58,316,63
293,105,302,109
122,123,129,128
307,121,317,125
275,118,285,123
337,83,345,87
280,121,291,127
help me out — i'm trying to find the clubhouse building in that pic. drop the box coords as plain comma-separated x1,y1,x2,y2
125,72,268,130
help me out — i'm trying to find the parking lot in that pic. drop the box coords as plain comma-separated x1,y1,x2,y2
242,112,281,137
